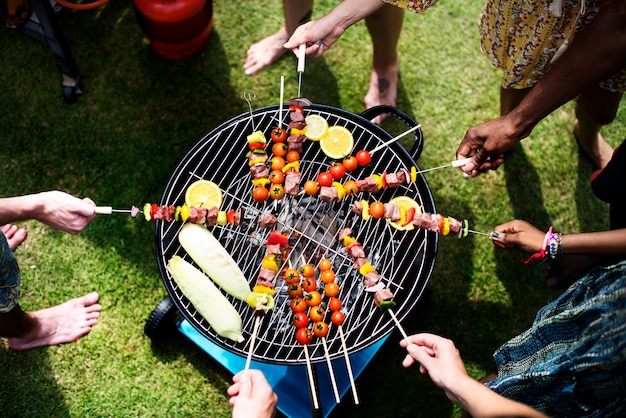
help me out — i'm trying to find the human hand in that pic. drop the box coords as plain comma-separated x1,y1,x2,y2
283,16,346,59
228,370,277,418
400,333,472,404
456,115,528,177
491,219,546,253
36,191,96,234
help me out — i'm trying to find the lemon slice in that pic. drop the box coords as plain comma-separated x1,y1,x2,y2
185,180,223,209
320,125,354,159
387,196,421,231
304,115,329,141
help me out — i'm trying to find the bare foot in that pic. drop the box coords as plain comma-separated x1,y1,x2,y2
244,27,290,76
8,292,101,350
364,58,399,124
1,224,27,251
573,118,614,168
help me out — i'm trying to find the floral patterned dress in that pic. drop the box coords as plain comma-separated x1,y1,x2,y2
384,0,626,91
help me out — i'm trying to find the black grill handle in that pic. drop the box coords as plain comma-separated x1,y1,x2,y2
360,105,424,161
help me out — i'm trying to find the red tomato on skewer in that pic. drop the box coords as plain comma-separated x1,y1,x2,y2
292,312,309,329
342,156,358,171
290,297,307,313
295,327,313,345
309,306,325,322
329,163,346,179
313,321,329,338
331,311,345,326
328,297,342,312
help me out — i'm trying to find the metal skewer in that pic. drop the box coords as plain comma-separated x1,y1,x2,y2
297,44,305,97
387,308,411,346
321,337,341,403
243,315,261,375
338,325,360,404
279,76,285,128
95,206,134,215
369,124,421,156
303,344,320,410
415,157,471,175
468,229,494,237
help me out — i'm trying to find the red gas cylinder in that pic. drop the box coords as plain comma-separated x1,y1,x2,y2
133,0,213,60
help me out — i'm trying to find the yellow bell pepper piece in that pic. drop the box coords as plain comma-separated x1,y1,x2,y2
180,204,190,222
252,178,271,187
442,217,451,236
359,262,375,276
282,161,300,173
332,182,345,201
342,235,356,247
361,200,370,221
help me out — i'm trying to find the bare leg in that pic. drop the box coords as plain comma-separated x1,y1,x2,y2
244,0,314,76
2,292,101,350
364,4,404,124
1,224,27,251
574,87,621,168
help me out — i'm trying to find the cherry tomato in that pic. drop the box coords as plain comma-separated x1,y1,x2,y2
328,297,342,312
331,310,345,326
356,150,372,166
313,321,329,338
300,263,315,278
324,282,340,298
269,184,285,200
295,327,313,345
305,290,322,306
317,172,333,187
290,297,307,313
252,186,269,202
343,180,359,196
320,270,336,284
302,277,317,292
309,305,325,322
286,150,300,163
287,283,303,299
292,312,309,329
269,170,284,184
284,268,300,285
369,201,385,219
303,180,319,195
318,258,332,271
329,163,346,179
272,142,288,157
270,127,287,143
342,156,358,171
270,157,286,171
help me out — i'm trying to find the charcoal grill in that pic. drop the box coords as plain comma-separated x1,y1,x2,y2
152,103,438,415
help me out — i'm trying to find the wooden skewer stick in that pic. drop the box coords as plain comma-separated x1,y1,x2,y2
303,344,320,410
338,325,360,404
321,337,341,403
387,308,411,346
369,124,421,156
279,76,285,129
243,315,261,375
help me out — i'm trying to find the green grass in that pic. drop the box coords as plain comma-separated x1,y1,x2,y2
0,0,624,417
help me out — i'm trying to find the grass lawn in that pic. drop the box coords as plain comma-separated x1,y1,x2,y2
0,0,624,417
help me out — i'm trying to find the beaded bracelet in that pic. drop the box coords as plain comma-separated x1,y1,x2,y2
522,226,563,264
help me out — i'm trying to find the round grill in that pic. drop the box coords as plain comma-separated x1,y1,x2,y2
155,104,438,365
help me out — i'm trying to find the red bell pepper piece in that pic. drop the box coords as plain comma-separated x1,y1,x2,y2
267,231,289,247
402,207,416,226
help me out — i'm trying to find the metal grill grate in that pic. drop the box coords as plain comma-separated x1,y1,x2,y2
155,104,438,365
